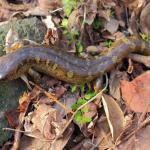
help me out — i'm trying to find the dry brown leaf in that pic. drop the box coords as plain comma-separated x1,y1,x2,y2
24,104,66,140
140,3,150,36
41,76,59,89
20,124,74,150
54,91,79,117
104,18,119,34
128,53,150,68
121,71,150,112
5,109,19,128
109,70,128,100
79,0,97,25
42,15,58,45
98,9,111,21
0,8,14,22
94,117,112,150
38,0,62,11
118,125,150,150
54,86,67,98
5,28,22,53
68,10,80,32
18,92,31,113
86,45,99,54
71,138,96,150
102,94,125,141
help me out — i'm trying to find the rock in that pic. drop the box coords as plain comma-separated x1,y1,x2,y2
0,17,47,55
0,17,46,145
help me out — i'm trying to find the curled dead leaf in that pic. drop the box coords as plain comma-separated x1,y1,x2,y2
24,104,66,140
102,94,125,141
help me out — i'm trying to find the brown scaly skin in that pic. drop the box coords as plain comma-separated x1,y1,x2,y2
0,37,149,84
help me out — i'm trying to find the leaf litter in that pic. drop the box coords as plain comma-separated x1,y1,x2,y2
1,0,150,150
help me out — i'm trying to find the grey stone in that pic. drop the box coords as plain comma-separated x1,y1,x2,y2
0,17,47,145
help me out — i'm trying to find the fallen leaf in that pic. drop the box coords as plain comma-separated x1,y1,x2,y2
5,109,19,128
71,138,95,150
18,92,31,113
41,76,59,89
24,104,66,140
128,53,150,68
109,70,128,100
5,28,22,53
79,0,97,25
102,94,125,141
140,3,150,36
54,91,79,117
104,18,119,34
86,45,99,54
20,124,74,150
42,15,58,45
54,86,67,98
94,117,112,150
38,0,62,11
121,71,150,112
68,10,80,32
0,8,13,22
75,102,98,137
118,125,150,150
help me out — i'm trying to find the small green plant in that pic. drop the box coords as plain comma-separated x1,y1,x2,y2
61,0,84,54
76,41,83,53
61,18,83,53
62,0,78,17
110,8,115,17
72,90,96,124
71,83,85,93
71,84,77,93
93,19,103,31
140,33,150,42
62,0,83,17
104,39,113,48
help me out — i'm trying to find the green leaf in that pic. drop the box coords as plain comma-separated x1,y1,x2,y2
140,33,150,42
71,103,78,111
61,19,68,28
93,19,103,31
81,117,92,123
81,107,89,113
104,40,113,48
71,98,87,111
62,0,78,16
71,30,80,37
80,83,85,93
84,91,96,100
74,111,82,122
76,41,83,53
71,84,77,93
74,111,92,124
77,98,87,105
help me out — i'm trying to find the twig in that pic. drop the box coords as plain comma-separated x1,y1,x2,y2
51,74,108,145
49,7,64,14
3,127,29,133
